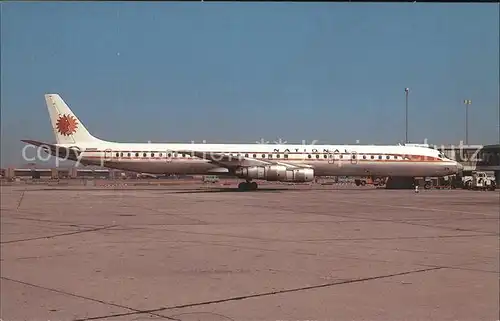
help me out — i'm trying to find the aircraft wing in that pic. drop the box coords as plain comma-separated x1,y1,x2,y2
21,140,82,161
175,150,312,170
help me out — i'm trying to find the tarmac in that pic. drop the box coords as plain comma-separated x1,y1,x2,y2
1,181,499,321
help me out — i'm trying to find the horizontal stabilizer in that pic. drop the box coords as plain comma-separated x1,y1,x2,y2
21,140,82,161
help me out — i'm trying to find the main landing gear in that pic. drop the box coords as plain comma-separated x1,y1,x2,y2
238,180,258,191
385,176,415,189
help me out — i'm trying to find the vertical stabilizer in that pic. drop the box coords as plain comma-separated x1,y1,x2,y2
45,94,101,144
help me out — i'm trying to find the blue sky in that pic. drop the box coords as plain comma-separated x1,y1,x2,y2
1,2,499,166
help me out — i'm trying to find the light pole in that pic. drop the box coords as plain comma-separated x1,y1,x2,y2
463,99,471,145
405,88,409,143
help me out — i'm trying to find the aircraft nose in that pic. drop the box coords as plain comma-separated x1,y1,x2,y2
456,162,464,173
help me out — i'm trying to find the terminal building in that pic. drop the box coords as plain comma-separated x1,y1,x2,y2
1,167,119,180
436,143,500,184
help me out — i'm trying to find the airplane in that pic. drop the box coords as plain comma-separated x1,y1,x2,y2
21,94,463,191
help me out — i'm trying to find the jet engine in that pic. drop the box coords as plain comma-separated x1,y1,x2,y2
234,165,314,182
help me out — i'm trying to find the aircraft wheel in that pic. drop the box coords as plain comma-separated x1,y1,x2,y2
249,182,258,190
238,182,248,191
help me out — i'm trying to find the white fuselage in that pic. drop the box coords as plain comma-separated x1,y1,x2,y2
63,142,461,178
24,93,463,184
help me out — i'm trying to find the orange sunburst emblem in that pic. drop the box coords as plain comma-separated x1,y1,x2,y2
56,114,79,136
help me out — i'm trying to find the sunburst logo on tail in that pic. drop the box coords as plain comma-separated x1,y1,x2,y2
56,114,78,136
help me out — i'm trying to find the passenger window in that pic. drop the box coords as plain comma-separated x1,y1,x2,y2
276,154,280,159
159,153,162,157
143,153,147,157
316,154,320,159
262,154,265,158
370,155,374,159
127,153,131,157
323,154,327,159
151,152,154,157
362,155,366,159
378,155,382,159
245,154,248,157
135,153,139,157
284,154,289,159
115,152,119,157
386,155,390,160
253,154,257,158
308,155,312,159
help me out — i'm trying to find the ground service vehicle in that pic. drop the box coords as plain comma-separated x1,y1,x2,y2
423,176,459,189
354,176,386,186
465,172,496,191
203,175,220,183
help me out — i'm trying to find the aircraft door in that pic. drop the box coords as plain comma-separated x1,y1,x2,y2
350,151,358,165
102,149,113,167
104,149,112,161
329,150,342,166
328,152,335,164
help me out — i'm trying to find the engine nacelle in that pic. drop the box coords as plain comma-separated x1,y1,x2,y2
235,166,314,182
235,165,286,181
287,168,314,182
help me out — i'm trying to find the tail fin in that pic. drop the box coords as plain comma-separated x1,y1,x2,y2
45,94,102,144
